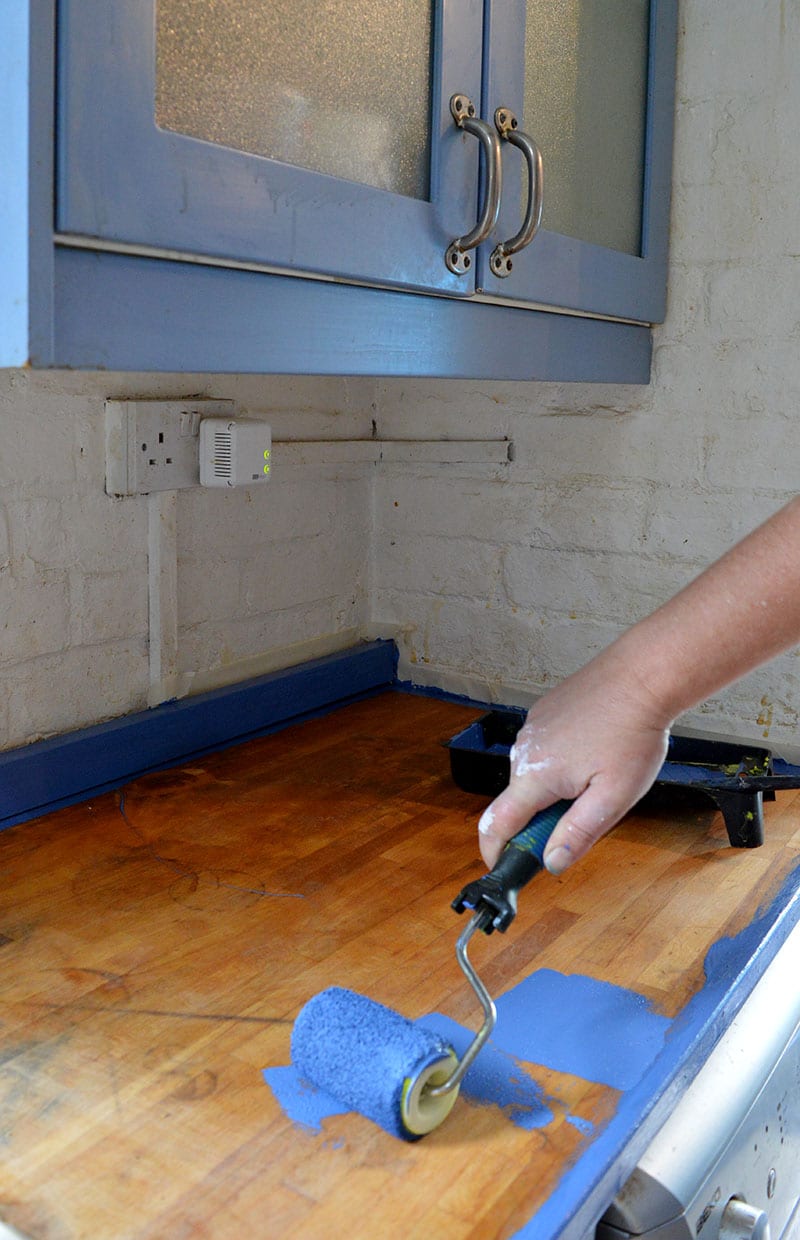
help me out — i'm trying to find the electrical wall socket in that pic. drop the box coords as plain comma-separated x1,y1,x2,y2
105,399,234,495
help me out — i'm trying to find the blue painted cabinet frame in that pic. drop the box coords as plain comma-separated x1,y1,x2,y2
1,1,676,380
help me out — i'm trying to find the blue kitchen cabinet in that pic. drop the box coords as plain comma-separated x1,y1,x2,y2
2,1,677,379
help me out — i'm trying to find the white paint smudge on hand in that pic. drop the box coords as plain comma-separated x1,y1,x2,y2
511,737,554,779
478,807,496,836
516,756,553,776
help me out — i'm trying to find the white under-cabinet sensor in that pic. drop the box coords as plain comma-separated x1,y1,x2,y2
199,418,272,488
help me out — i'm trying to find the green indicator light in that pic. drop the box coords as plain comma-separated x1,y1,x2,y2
264,464,270,474
264,449,271,459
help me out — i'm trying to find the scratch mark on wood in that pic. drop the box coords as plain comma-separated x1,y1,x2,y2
25,1001,292,1025
118,791,197,881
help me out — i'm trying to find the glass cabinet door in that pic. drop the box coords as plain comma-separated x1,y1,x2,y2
57,0,485,295
155,0,434,202
480,0,676,321
521,0,649,256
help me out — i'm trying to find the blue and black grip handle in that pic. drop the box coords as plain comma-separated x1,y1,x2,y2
452,799,572,934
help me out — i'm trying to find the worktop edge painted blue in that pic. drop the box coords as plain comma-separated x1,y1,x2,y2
0,640,397,831
520,872,800,1239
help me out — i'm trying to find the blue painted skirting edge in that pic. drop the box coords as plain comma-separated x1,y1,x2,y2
0,640,397,831
394,676,517,712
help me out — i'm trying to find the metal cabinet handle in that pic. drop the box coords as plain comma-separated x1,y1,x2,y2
445,95,502,275
490,108,543,278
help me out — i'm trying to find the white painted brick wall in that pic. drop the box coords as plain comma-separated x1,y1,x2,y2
0,371,376,747
178,598,364,683
2,577,70,663
176,471,372,683
4,640,151,747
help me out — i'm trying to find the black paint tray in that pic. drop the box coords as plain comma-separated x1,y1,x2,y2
446,708,800,849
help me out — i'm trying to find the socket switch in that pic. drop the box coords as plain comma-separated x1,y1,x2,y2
105,399,234,495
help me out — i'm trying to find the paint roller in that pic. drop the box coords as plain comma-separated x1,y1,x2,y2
291,799,571,1140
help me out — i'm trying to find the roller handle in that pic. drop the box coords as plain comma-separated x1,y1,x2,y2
451,800,572,934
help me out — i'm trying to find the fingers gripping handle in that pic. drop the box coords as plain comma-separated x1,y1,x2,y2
508,799,572,864
452,800,572,933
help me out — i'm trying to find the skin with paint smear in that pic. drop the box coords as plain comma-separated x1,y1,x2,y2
479,497,800,875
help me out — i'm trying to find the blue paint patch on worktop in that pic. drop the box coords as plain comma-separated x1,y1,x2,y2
264,1010,552,1134
494,970,672,1091
262,1064,347,1133
566,1113,595,1136
265,970,669,1138
418,1012,553,1129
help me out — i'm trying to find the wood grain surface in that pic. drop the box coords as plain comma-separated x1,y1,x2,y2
1,692,799,1239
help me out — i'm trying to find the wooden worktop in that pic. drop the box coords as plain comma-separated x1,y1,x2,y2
1,691,799,1239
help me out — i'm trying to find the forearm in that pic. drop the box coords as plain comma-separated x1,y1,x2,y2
477,497,800,874
605,496,800,724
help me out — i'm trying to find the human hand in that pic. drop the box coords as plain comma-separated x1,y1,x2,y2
477,652,671,875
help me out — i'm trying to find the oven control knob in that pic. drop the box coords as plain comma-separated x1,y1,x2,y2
719,1198,770,1240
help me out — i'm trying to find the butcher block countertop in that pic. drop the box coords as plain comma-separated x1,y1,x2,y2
2,691,800,1240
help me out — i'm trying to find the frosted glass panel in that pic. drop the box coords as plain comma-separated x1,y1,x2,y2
523,0,649,254
156,0,434,200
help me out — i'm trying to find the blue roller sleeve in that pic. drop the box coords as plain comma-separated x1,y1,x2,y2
291,986,456,1140
452,799,573,933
